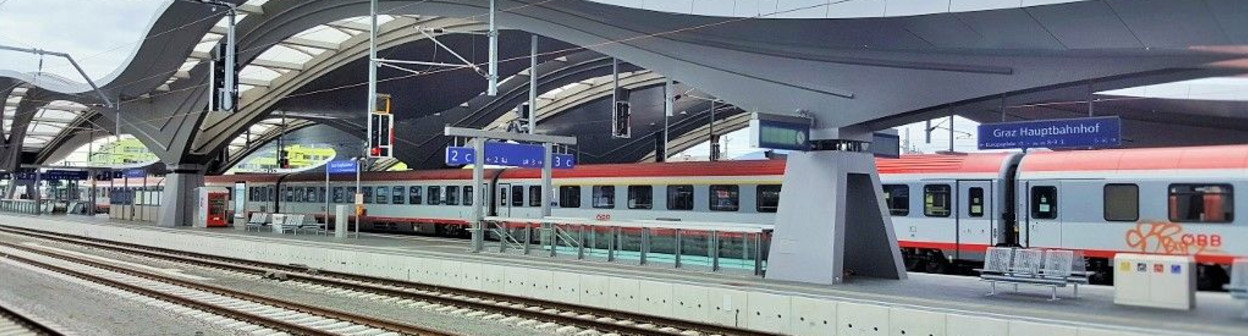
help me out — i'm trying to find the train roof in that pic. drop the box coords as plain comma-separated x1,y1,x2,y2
203,153,1017,184
1019,144,1248,172
876,153,1015,175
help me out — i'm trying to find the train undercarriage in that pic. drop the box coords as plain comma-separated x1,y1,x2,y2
900,247,1232,290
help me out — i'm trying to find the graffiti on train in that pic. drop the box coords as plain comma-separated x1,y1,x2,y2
1125,221,1224,255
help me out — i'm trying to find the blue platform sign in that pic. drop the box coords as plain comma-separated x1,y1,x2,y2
978,116,1121,150
44,170,89,180
445,142,576,169
326,160,358,174
123,169,147,178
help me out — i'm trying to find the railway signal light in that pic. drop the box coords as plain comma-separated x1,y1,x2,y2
368,94,394,158
612,88,631,139
278,149,290,169
209,43,237,112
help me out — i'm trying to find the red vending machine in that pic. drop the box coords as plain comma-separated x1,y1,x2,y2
196,187,230,228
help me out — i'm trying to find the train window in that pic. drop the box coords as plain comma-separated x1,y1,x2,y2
512,186,524,207
333,187,344,203
529,186,542,207
464,186,473,206
248,187,256,201
757,185,781,213
285,186,294,202
376,186,389,204
1104,184,1139,222
295,187,305,202
307,187,318,203
393,186,405,204
592,186,615,209
559,186,581,208
317,187,326,203
1168,184,1233,223
267,186,274,202
924,185,951,217
667,185,694,210
709,185,740,211
345,187,356,204
362,187,373,204
409,186,422,205
428,186,441,205
968,187,984,218
628,186,653,210
1030,186,1057,219
882,184,909,216
446,186,460,205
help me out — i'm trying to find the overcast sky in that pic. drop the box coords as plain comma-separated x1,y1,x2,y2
0,0,168,81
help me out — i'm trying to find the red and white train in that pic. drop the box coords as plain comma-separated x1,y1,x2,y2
94,145,1245,287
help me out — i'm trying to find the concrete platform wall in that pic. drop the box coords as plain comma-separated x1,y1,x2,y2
5,217,1151,336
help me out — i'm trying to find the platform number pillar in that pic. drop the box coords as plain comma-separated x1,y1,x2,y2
470,137,486,252
368,94,394,158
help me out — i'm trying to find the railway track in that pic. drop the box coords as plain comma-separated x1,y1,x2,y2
0,301,65,336
0,225,775,336
0,238,454,336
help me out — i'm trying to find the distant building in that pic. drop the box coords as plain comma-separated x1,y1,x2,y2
89,138,157,165
233,145,337,172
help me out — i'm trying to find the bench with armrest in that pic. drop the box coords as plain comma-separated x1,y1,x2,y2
976,247,1092,300
1226,259,1248,317
275,214,305,234
294,214,327,236
244,213,270,232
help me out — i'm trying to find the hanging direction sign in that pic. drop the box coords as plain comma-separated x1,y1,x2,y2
123,169,147,178
43,170,89,180
978,116,1121,150
445,142,576,169
326,160,359,174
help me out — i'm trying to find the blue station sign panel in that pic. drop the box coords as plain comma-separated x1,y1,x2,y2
44,170,89,180
445,142,576,169
326,160,358,174
123,169,147,178
978,116,1121,150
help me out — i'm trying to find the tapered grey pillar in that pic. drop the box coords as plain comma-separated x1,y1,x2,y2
157,164,206,227
765,150,906,284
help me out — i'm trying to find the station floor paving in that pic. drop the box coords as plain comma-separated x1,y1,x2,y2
4,214,1246,335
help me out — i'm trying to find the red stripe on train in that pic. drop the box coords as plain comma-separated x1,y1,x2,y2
898,241,1240,264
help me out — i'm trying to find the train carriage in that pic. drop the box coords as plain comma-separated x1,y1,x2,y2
1015,146,1246,286
198,144,1247,287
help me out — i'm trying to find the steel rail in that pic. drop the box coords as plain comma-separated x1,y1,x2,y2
0,239,454,336
0,302,66,336
0,225,776,336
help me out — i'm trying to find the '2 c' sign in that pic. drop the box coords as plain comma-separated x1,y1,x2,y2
444,144,576,169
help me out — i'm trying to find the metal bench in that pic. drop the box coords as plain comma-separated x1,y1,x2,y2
244,213,270,232
1226,258,1248,318
977,247,1090,300
276,214,305,234
295,214,327,236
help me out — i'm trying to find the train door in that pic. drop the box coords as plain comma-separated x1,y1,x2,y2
1024,181,1062,248
957,180,994,259
497,183,512,217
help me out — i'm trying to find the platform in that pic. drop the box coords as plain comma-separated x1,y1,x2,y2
1,214,1244,336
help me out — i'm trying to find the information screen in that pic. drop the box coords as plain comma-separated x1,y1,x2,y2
750,113,811,151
